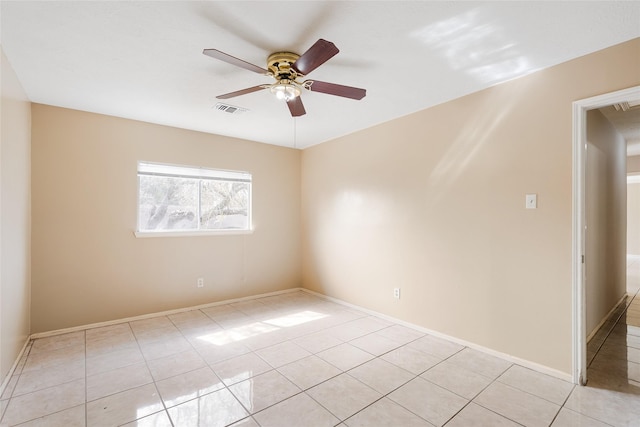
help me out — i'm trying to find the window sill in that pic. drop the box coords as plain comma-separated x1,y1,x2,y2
134,229,253,238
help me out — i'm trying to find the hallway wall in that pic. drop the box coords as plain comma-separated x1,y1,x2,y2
585,109,628,335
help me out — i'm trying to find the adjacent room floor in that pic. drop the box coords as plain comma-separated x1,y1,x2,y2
1,278,639,426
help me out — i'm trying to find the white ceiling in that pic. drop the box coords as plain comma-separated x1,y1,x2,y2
1,1,639,149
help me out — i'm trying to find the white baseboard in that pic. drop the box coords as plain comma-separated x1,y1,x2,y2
30,287,302,339
0,338,30,399
586,293,628,343
16,286,571,387
301,289,573,383
3,288,303,393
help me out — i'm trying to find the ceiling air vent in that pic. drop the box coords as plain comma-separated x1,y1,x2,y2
613,99,640,112
214,102,248,115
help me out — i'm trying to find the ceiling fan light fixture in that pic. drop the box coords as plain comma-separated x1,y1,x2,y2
270,81,301,101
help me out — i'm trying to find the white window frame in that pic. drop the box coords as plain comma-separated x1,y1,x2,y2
134,161,252,238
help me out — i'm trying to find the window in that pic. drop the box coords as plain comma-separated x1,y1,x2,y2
137,162,251,234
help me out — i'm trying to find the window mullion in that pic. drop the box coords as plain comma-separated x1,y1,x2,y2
198,179,202,230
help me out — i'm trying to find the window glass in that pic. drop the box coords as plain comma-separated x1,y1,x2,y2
137,162,251,233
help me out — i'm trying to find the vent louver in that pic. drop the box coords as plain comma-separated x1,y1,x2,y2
613,99,640,112
214,103,248,114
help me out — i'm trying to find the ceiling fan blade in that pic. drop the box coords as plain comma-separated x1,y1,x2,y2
291,39,339,76
216,85,266,99
203,49,268,74
304,80,366,100
286,96,306,117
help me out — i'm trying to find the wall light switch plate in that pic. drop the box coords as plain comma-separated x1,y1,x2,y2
526,194,537,209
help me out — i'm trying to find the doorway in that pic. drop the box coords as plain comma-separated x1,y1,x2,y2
572,85,640,385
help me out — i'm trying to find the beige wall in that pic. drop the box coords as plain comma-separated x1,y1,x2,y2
31,105,301,332
301,38,640,375
629,154,640,256
629,181,640,256
628,155,640,173
585,110,627,335
0,48,31,380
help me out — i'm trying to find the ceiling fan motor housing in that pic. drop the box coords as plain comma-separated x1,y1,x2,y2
267,52,301,81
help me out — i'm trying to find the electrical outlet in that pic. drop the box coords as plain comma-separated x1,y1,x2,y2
393,288,401,299
197,278,204,288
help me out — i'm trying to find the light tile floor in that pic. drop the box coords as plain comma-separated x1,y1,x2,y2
1,262,639,426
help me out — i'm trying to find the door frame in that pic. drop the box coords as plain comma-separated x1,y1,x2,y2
572,85,640,385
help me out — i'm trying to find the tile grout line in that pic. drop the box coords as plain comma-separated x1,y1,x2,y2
10,291,632,426
325,343,466,426
145,317,178,427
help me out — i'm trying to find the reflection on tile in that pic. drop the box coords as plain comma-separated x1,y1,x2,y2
253,392,339,427
407,335,464,360
156,366,224,408
6,289,640,427
147,349,207,381
350,332,403,356
381,346,441,375
347,316,393,334
194,342,251,366
585,364,640,394
421,359,493,399
0,399,8,420
167,388,248,427
446,348,512,380
293,330,343,354
255,341,311,368
445,402,520,427
86,383,164,427
375,324,425,345
317,343,374,371
325,323,372,342
277,355,341,390
2,379,85,426
30,331,85,354
389,377,467,426
169,310,217,331
228,370,300,413
14,358,85,396
15,403,86,427
550,408,611,427
14,345,31,375
133,325,184,345
307,374,381,421
229,416,260,427
21,344,85,373
85,334,138,358
348,358,414,394
120,410,173,426
129,316,174,334
1,375,18,400
87,361,153,401
564,384,640,426
139,336,192,361
343,397,433,427
474,381,560,427
498,365,574,405
211,352,273,386
85,323,133,343
86,346,144,376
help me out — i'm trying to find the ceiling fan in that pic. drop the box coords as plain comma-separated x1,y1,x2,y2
203,39,366,117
